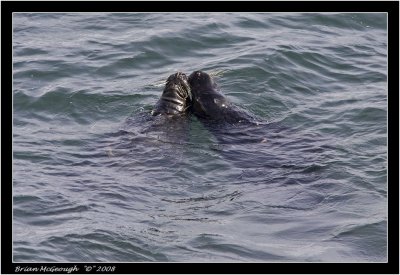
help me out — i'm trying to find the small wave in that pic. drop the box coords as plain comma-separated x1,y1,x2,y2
161,190,241,204
36,231,169,262
12,12,387,263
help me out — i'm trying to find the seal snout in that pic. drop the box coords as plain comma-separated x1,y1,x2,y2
165,72,189,89
188,70,204,83
167,72,188,84
188,70,216,93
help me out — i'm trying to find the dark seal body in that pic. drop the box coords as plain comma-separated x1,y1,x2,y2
188,71,253,124
152,72,191,116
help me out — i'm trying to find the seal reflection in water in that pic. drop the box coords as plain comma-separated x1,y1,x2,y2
188,70,253,124
152,72,192,116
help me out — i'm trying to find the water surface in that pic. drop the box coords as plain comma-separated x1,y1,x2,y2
13,12,387,262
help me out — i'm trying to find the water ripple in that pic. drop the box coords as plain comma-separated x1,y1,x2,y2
13,12,387,262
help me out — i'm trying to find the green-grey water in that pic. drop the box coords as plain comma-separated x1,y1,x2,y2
13,13,387,262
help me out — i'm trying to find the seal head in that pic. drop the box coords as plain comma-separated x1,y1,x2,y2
152,72,192,116
188,70,253,124
188,71,228,119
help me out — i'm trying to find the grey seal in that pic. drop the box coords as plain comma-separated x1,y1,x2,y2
152,72,191,116
188,70,253,124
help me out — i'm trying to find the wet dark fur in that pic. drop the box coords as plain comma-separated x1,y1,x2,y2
188,70,253,124
152,72,192,116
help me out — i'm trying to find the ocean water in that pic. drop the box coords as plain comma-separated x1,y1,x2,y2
12,13,387,262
